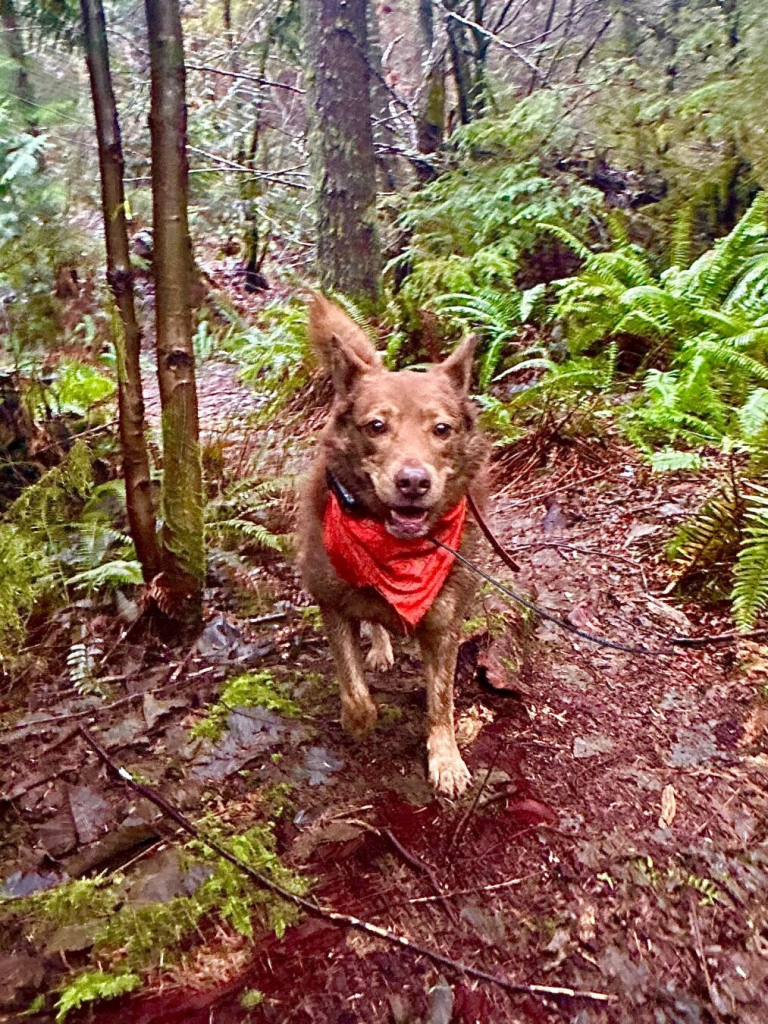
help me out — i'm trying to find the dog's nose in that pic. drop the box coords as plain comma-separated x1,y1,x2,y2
395,464,431,498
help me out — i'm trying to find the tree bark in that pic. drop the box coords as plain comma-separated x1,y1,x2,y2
1,0,38,134
303,0,381,307
416,0,446,154
145,0,205,620
367,2,400,191
445,1,474,126
80,0,161,582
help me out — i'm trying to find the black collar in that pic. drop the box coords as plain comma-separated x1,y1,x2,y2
326,469,360,513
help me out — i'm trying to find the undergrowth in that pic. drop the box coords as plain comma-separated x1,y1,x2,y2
190,670,299,740
1,820,308,1020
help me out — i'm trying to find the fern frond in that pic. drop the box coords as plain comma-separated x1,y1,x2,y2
733,485,768,628
210,519,286,553
668,483,744,579
67,560,143,591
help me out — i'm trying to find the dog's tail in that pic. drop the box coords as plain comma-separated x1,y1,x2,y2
307,292,382,372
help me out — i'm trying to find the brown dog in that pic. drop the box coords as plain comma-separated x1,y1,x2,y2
297,295,489,796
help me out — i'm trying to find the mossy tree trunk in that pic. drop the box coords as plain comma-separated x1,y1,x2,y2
444,0,473,126
416,0,445,155
303,0,381,308
145,0,205,621
80,0,161,583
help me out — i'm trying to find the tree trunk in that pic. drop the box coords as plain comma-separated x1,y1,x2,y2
367,2,400,191
445,1,474,126
145,0,205,620
303,0,381,307
416,0,446,154
80,0,161,582
1,0,38,134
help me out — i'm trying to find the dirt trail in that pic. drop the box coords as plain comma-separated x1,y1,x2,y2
1,426,766,1023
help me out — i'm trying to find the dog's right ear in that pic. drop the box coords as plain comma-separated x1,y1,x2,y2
327,334,376,396
307,293,382,396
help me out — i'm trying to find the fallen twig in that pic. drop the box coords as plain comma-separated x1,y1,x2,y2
378,825,459,925
79,726,615,1006
447,740,502,856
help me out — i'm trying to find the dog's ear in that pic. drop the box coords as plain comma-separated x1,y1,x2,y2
307,293,382,385
327,334,375,396
439,334,478,394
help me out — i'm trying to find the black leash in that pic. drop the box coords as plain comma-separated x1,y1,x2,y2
432,537,678,657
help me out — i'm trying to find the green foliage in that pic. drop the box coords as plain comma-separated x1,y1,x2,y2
4,820,309,1012
393,98,605,331
732,485,768,628
50,359,116,418
223,299,309,408
55,970,141,1022
206,474,291,554
191,670,299,741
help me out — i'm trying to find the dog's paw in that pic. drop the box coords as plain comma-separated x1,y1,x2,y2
428,744,471,798
365,638,394,672
341,695,378,740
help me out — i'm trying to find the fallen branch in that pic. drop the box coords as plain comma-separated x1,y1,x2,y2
79,726,615,1006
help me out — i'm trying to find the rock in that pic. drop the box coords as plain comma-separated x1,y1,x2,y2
460,905,507,947
426,976,454,1024
0,951,45,1010
192,707,303,782
292,746,344,787
573,734,615,759
0,871,61,899
37,810,77,858
125,848,212,903
68,785,112,845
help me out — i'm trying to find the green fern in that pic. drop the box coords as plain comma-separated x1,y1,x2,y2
667,482,744,583
732,485,768,628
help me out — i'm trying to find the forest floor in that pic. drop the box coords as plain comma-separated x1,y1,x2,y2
1,354,767,1024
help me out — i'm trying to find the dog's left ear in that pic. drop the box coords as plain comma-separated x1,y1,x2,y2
439,334,478,394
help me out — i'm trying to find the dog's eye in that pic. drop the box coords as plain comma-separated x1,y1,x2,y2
366,419,387,436
433,423,452,438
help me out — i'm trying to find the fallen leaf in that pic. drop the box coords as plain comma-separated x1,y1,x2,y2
577,904,597,944
455,703,494,747
658,784,677,829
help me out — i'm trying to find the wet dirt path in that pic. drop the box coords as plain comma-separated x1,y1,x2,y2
2,440,766,1023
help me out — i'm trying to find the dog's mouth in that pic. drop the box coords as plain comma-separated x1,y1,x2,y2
386,505,431,538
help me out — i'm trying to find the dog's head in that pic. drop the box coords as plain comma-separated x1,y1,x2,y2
309,294,487,539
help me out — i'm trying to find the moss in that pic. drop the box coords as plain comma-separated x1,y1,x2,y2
55,970,141,1022
190,670,299,741
4,818,309,1014
240,988,264,1010
378,704,404,727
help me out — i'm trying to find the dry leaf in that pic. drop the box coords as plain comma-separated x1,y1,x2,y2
658,784,677,828
577,904,597,945
455,703,495,747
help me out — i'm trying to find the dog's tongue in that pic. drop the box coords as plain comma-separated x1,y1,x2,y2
388,508,429,537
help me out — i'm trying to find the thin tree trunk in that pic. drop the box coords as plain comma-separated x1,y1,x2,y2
303,0,381,307
367,2,400,191
80,0,161,582
145,0,205,620
1,0,38,134
527,0,557,95
416,0,446,154
444,1,473,125
470,0,491,114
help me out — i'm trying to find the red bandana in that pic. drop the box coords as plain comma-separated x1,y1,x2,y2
322,492,467,629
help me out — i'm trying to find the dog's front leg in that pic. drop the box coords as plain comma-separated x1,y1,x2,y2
417,627,470,798
321,609,378,740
